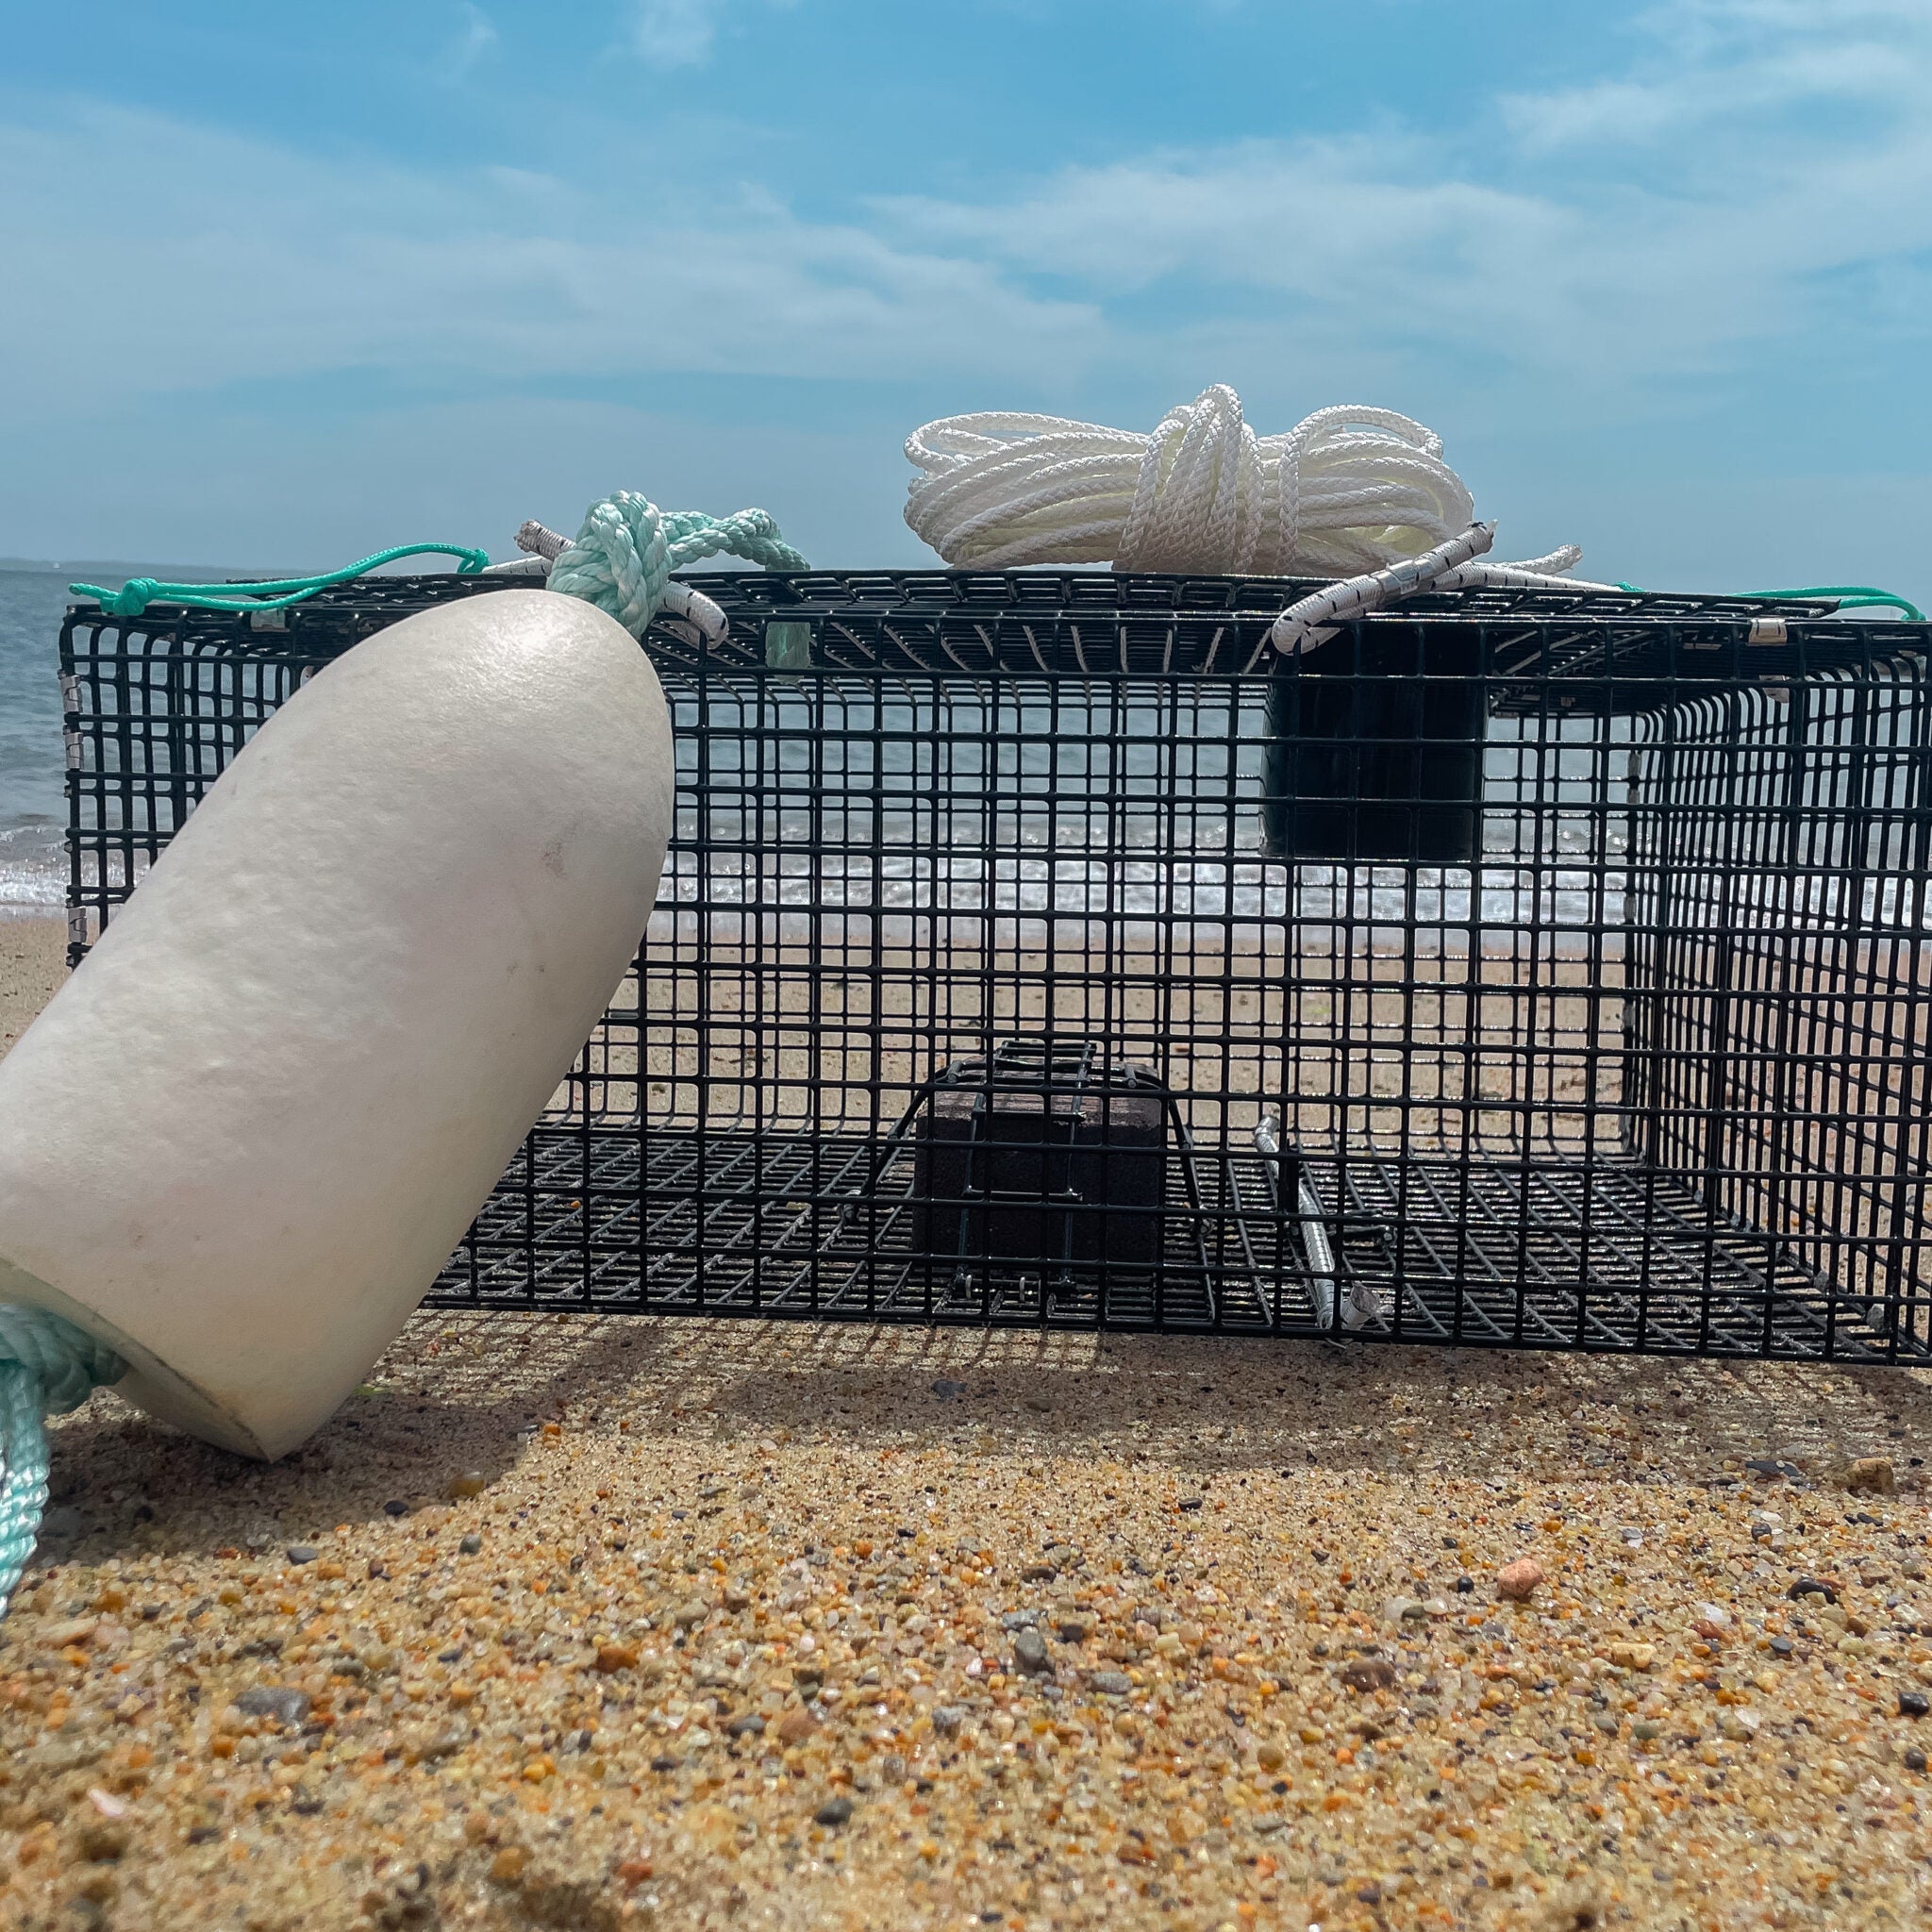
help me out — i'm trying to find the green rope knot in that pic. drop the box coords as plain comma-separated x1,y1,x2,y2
97,577,164,618
548,493,808,634
0,1307,125,1614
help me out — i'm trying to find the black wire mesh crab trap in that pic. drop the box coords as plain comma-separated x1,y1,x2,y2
58,569,1932,1360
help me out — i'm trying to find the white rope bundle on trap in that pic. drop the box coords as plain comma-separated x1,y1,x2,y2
902,384,1621,650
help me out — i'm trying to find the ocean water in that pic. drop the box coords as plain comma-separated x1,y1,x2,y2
0,570,74,914
0,564,272,916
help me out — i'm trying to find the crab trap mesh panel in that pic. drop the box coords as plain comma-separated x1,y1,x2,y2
58,569,1932,1358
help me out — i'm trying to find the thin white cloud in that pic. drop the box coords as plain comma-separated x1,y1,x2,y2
3,0,1929,458
0,104,1098,426
444,3,500,78
1503,0,1932,150
627,0,801,71
631,0,729,68
873,0,1932,386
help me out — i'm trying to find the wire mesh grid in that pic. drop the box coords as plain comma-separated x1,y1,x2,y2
57,570,1932,1360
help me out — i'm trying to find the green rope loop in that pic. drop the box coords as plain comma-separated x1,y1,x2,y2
1616,579,1924,621
71,543,491,619
1739,585,1925,621
0,1307,125,1614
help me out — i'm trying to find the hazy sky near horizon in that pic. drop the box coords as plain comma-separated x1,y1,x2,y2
3,0,1929,597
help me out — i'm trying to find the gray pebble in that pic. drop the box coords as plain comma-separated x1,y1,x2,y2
931,1379,967,1399
1090,1671,1133,1697
814,1796,854,1826
1001,1609,1040,1631
382,1500,410,1519
234,1686,311,1727
1012,1626,1052,1675
726,1714,767,1737
285,1545,319,1565
931,1706,966,1737
458,1534,482,1555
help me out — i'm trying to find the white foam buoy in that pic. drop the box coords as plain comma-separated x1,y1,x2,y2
0,590,674,1461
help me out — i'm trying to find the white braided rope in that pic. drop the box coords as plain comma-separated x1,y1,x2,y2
1270,523,1497,657
904,385,1619,633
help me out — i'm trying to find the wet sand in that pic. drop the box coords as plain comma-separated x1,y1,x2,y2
3,918,1932,1930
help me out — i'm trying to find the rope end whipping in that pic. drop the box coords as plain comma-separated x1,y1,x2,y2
1271,521,1497,656
0,1307,125,1616
516,521,571,563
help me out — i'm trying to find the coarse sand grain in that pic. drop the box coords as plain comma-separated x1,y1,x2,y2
3,919,1932,1931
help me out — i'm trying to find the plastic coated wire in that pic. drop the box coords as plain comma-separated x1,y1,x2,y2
56,571,1932,1366
0,1307,125,1613
70,544,492,618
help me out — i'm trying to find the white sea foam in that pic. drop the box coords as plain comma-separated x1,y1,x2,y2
0,821,63,917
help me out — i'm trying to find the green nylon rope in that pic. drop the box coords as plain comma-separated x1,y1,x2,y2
69,495,814,636
1741,586,1925,620
1614,579,1924,621
71,543,491,618
0,1307,125,1614
547,495,808,634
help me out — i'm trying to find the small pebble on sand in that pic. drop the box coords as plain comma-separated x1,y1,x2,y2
231,1686,310,1726
1496,1555,1544,1601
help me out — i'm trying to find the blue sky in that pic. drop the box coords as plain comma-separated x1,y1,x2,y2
3,0,1929,597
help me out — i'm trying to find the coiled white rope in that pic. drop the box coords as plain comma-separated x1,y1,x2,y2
903,384,1620,647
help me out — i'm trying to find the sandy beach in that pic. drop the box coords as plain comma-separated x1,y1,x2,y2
4,915,1932,1931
